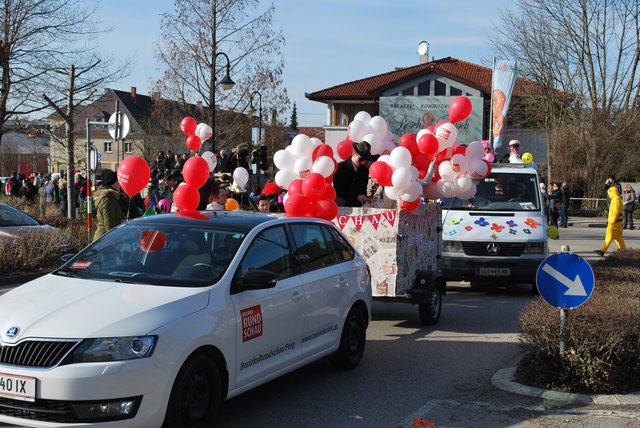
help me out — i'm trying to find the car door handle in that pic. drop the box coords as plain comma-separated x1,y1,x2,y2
291,290,303,302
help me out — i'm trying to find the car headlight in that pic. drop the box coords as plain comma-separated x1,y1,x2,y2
442,240,464,253
69,336,157,363
523,241,547,254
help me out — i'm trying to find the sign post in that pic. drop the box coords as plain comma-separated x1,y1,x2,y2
536,251,595,355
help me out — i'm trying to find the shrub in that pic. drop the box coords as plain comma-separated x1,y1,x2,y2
515,249,640,393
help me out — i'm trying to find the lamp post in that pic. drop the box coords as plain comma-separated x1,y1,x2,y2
246,91,262,148
211,52,235,153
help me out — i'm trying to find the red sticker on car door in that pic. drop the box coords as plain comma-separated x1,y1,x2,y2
240,305,263,342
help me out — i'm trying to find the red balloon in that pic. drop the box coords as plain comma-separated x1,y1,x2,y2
186,135,202,151
315,199,338,221
400,199,420,212
182,156,209,189
325,173,334,184
337,139,352,160
302,173,327,201
482,160,493,177
322,185,336,201
117,156,150,197
288,179,304,196
180,117,198,136
173,183,200,211
139,231,167,253
399,133,419,157
448,96,472,124
312,144,334,162
368,161,393,187
284,193,311,217
417,133,439,157
175,211,208,220
412,155,429,179
452,145,467,156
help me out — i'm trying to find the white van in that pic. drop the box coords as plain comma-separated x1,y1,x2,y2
441,164,548,289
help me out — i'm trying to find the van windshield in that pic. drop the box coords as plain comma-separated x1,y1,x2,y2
442,172,541,211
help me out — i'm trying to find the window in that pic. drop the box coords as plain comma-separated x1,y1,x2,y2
402,87,414,96
322,225,355,263
450,86,463,96
124,141,132,153
290,224,333,271
239,226,293,278
104,142,112,153
434,80,446,96
418,81,431,96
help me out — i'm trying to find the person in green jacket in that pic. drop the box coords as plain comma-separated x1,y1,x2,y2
93,170,123,241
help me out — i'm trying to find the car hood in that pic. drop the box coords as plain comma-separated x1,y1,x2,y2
0,274,210,342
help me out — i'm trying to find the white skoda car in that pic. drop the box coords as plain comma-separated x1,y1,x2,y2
0,211,371,427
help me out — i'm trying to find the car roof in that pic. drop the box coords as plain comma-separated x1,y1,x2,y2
128,210,330,233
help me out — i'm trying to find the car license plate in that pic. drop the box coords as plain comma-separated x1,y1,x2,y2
0,373,36,402
477,267,510,276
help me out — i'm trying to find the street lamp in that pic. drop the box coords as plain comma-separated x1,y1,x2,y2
211,52,235,153
246,91,262,148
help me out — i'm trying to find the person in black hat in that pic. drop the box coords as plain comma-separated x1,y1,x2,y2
604,174,621,199
92,169,123,241
333,140,375,207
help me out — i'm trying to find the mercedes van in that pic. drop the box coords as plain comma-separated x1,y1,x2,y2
441,164,548,289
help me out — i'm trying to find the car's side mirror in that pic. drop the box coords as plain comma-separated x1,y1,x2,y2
234,269,278,293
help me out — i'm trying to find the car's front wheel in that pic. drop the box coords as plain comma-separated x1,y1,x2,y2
418,287,442,325
163,354,222,428
330,305,367,370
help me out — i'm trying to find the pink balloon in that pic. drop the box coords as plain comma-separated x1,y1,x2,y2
180,117,197,136
173,183,200,211
182,156,209,189
117,156,150,197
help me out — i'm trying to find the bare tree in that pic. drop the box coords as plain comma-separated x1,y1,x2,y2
491,0,640,204
154,0,289,153
0,0,107,148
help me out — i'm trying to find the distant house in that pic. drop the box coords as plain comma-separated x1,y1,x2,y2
0,132,49,176
306,55,546,164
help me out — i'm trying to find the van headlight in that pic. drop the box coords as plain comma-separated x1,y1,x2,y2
442,240,464,253
523,242,546,254
68,336,157,363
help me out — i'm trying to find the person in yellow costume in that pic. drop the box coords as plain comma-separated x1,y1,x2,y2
594,186,625,256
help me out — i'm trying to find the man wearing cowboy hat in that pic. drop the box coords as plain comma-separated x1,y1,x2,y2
500,139,523,163
333,140,375,207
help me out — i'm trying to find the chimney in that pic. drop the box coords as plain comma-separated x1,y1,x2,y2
418,41,430,64
130,86,137,100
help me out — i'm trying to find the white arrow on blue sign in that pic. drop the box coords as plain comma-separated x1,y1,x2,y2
536,252,595,309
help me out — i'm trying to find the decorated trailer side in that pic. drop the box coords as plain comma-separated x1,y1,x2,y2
333,203,444,325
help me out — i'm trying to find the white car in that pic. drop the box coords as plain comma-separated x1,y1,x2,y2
0,211,372,427
0,203,55,242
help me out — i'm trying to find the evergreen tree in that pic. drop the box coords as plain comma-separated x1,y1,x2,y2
289,102,298,131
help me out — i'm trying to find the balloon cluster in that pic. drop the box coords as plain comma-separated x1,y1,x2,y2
273,134,339,220
336,112,394,161
174,155,210,211
180,116,213,151
432,140,492,199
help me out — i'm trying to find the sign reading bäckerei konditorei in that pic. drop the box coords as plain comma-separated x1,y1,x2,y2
379,96,484,145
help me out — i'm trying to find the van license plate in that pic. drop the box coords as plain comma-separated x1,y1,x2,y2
477,267,510,276
0,373,36,402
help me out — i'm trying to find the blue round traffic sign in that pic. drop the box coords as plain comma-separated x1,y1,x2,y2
536,252,595,309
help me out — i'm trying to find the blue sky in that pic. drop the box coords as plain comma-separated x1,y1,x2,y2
96,0,513,126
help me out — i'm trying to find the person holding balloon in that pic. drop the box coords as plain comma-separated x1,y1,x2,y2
92,170,123,242
333,141,375,207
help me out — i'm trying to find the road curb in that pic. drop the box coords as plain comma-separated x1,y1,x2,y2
492,367,640,405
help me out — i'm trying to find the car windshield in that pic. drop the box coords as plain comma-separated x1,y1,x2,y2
442,172,541,211
0,205,40,227
55,222,245,287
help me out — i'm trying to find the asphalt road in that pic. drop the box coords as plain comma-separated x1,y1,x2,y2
1,225,638,427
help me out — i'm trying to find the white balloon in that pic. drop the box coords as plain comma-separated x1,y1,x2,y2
273,149,298,171
293,157,313,177
310,137,323,147
354,111,372,124
468,159,489,179
232,167,249,188
456,182,477,200
312,156,334,178
384,186,398,200
437,179,457,198
348,120,369,142
368,116,388,134
362,132,383,156
378,154,390,164
275,169,297,189
416,128,433,142
402,181,423,202
392,167,413,192
450,154,468,175
291,134,313,159
195,123,213,142
201,151,217,172
466,140,485,160
438,161,457,180
388,146,412,169
455,175,473,193
435,122,458,150
384,138,397,153
409,165,419,182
